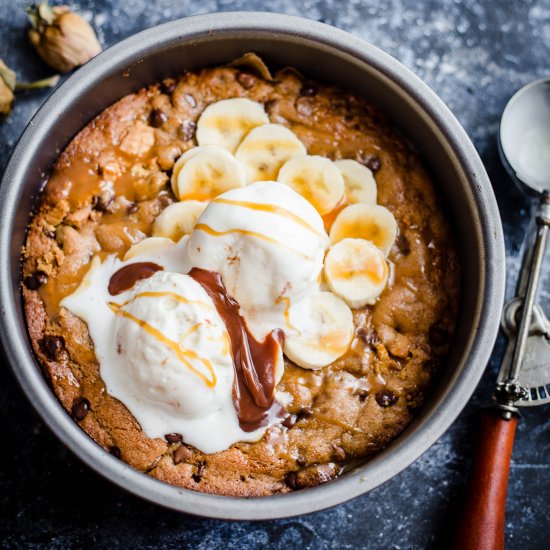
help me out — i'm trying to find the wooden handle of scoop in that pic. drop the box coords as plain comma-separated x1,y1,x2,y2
452,408,517,550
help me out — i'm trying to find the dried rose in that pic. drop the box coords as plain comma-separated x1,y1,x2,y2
0,59,16,115
26,2,102,73
0,57,59,118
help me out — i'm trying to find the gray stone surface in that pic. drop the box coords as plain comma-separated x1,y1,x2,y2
1,0,549,548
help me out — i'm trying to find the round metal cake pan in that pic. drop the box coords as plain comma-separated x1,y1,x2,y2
0,12,505,520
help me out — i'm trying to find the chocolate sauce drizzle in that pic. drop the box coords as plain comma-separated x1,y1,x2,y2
108,262,163,295
189,268,285,432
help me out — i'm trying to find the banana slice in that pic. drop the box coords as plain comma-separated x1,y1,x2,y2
196,98,270,153
284,292,354,370
123,237,174,260
329,203,397,256
235,123,306,182
277,155,345,215
171,145,221,195
334,159,377,204
152,200,207,241
171,146,247,201
324,238,389,308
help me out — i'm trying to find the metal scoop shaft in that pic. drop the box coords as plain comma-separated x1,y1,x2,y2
495,191,550,412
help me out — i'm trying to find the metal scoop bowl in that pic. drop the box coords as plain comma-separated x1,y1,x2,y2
499,78,550,196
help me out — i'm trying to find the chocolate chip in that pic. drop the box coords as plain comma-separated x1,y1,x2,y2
285,471,298,490
157,194,172,209
150,109,168,128
161,80,176,95
365,156,381,173
375,390,398,408
71,397,90,420
357,152,381,173
331,443,346,461
406,391,424,411
191,461,205,482
355,388,369,402
240,475,246,481
297,406,313,419
264,99,278,112
109,446,121,459
300,82,317,96
295,97,313,117
396,234,411,256
24,271,48,290
92,192,115,213
282,414,298,429
429,323,450,347
165,433,183,444
44,229,56,239
181,120,197,141
330,98,348,112
127,203,138,214
184,93,197,108
173,445,192,464
40,335,64,359
424,358,440,374
357,326,379,346
296,455,307,467
237,72,256,89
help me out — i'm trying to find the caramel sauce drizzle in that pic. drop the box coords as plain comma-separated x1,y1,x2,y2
318,330,353,354
180,322,203,341
48,145,161,211
212,197,325,237
118,290,211,310
194,223,314,260
40,258,104,318
322,197,347,233
107,300,217,388
329,257,389,284
337,221,384,249
275,295,300,333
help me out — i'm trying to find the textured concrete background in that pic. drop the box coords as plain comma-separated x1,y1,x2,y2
1,0,549,548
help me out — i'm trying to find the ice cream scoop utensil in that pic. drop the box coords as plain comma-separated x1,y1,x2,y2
453,79,550,550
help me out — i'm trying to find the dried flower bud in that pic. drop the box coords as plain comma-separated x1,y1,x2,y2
26,2,102,73
0,59,16,116
0,57,58,118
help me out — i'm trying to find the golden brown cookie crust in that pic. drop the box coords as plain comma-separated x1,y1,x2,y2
22,65,460,497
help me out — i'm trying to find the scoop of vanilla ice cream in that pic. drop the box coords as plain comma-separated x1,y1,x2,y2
114,271,233,419
61,239,283,453
187,181,328,336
